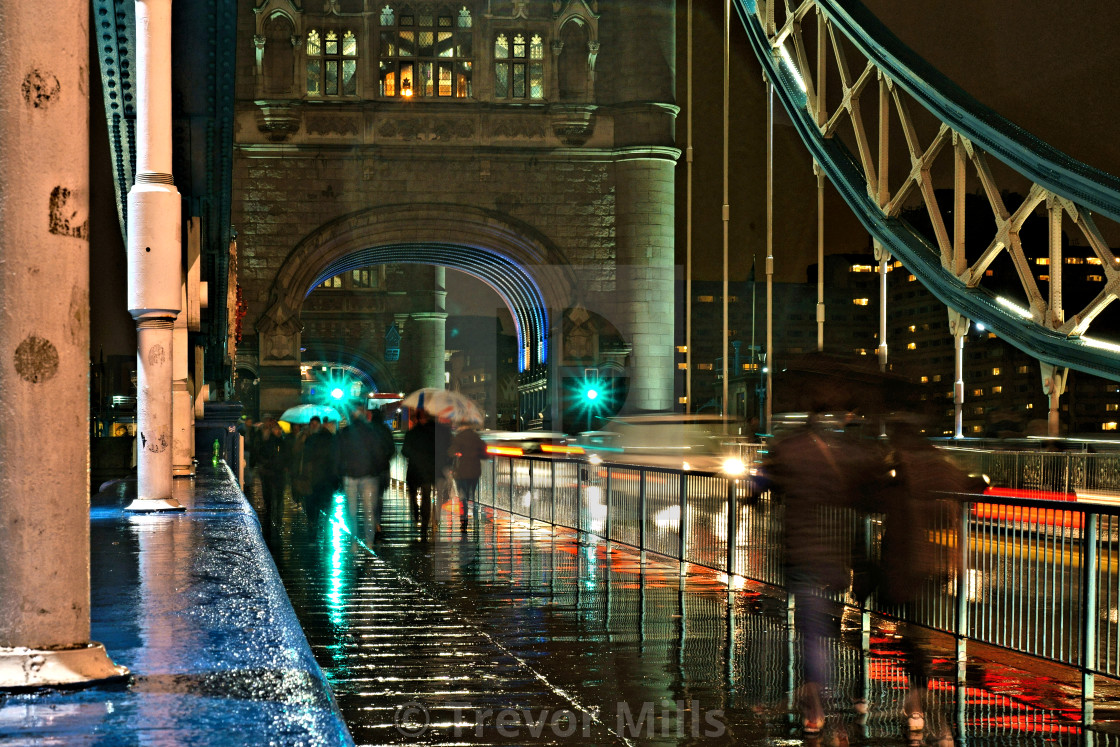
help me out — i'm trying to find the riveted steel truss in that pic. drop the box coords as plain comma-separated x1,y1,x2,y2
736,0,1120,381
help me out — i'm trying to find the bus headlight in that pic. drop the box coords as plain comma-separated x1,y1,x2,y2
722,457,747,477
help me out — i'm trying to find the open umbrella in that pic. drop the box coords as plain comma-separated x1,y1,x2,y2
278,403,342,425
401,387,484,426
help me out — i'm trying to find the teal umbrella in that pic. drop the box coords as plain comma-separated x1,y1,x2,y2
278,403,341,425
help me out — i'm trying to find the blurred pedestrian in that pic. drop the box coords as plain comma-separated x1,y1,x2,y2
449,425,487,531
367,407,396,533
401,408,452,540
255,419,290,531
861,418,984,737
760,410,887,735
337,404,391,543
298,415,338,533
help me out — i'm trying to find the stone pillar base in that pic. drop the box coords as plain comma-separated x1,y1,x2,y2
0,643,128,690
125,497,185,511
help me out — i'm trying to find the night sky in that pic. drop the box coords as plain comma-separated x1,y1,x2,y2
676,0,1120,283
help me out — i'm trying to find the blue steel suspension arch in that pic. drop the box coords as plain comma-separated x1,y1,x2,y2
735,0,1120,381
257,204,576,426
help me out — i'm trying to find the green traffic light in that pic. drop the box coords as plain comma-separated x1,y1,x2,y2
585,387,599,401
330,387,344,400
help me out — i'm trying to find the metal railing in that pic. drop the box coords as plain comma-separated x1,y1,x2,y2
477,452,1120,724
942,447,1120,499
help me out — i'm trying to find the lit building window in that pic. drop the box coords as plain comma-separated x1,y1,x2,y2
677,362,688,370
906,342,917,350
992,386,1002,394
908,325,917,333
850,264,874,273
1104,422,1119,431
320,275,342,288
1017,365,1030,374
698,363,713,371
697,295,714,302
892,260,903,268
307,28,358,96
350,268,377,288
1026,403,1034,410
991,367,1001,376
495,30,544,99
1035,257,1050,265
971,425,983,433
972,388,983,397
379,5,473,98
1039,274,1050,282
1088,274,1104,282
676,345,688,353
988,332,997,339
985,270,994,277
1065,257,1084,264
1106,403,1119,411
920,376,928,383
908,274,916,282
1087,257,1103,265
933,374,942,382
852,298,869,306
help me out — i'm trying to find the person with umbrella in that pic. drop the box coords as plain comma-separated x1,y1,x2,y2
449,424,487,532
297,415,338,534
336,403,392,543
401,407,452,541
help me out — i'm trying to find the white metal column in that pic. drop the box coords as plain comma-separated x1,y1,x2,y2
127,0,185,511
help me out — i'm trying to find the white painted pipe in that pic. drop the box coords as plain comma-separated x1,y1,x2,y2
0,0,127,687
127,0,183,510
132,320,181,510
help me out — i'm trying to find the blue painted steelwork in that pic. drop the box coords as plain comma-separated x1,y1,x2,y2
0,466,353,746
734,0,1120,382
313,243,550,372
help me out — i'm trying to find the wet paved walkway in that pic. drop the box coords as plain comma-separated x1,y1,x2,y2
262,475,1120,746
0,466,351,747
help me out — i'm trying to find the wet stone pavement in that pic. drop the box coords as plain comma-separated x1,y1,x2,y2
257,474,1114,746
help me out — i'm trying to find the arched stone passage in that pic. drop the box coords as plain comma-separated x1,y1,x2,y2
256,204,577,423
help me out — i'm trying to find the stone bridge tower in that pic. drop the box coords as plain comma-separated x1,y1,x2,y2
232,0,678,425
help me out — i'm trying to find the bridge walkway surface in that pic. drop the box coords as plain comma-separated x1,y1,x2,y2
264,473,1120,746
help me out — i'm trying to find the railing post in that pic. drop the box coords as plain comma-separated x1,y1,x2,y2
508,456,514,513
577,463,585,535
638,470,647,563
1083,510,1099,726
605,467,613,552
550,459,557,527
861,512,872,650
726,478,737,581
679,472,689,576
956,500,971,685
529,458,536,522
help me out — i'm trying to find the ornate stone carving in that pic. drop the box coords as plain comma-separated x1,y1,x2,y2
376,117,475,142
550,104,596,146
490,117,548,140
305,115,359,136
255,100,301,141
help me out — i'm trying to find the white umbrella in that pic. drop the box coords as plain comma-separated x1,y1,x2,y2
401,388,484,426
278,403,342,425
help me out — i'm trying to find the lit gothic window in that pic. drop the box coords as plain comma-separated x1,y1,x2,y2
378,5,473,98
495,31,544,99
307,28,358,96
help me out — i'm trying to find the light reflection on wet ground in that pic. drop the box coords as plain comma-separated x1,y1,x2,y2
260,479,1108,746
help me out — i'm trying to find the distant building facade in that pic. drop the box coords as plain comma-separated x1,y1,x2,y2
231,0,680,427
